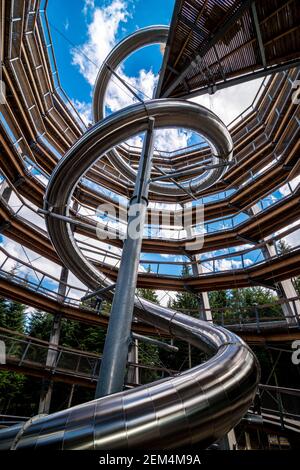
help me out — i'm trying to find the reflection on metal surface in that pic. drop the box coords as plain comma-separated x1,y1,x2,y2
92,26,233,196
43,98,233,292
0,91,259,450
0,18,261,450
0,306,259,449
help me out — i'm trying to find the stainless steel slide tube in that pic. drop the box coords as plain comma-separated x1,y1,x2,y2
96,118,156,398
0,306,259,449
43,99,233,296
0,98,259,449
92,26,233,197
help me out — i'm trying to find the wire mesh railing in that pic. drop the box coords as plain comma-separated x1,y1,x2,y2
0,328,175,385
247,384,300,433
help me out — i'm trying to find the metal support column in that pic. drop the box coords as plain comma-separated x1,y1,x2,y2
95,118,156,398
218,429,237,450
251,204,300,324
190,257,212,321
186,224,212,322
67,384,76,409
38,266,68,414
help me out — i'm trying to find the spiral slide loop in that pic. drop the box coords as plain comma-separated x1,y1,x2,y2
93,26,233,197
0,28,259,450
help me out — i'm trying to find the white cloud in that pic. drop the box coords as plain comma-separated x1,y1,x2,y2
154,128,192,153
64,18,70,31
83,0,95,16
71,0,192,153
126,134,143,148
71,1,266,156
105,67,157,114
7,191,47,232
192,78,264,125
0,235,91,303
159,255,185,264
202,256,254,273
279,176,300,197
71,99,92,126
276,220,300,248
285,228,300,247
155,290,176,307
72,0,129,87
0,236,61,283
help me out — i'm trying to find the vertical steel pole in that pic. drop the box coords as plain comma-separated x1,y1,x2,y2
186,225,212,322
95,118,155,398
38,266,68,414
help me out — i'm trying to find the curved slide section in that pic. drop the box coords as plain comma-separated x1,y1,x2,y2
92,26,233,197
0,98,259,449
0,308,259,449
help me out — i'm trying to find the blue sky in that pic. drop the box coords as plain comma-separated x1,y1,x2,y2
41,0,296,279
47,0,175,121
46,0,264,148
47,0,204,152
0,1,299,305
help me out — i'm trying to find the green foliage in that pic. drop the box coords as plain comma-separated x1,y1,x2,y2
0,298,6,325
0,298,26,332
0,272,292,417
208,287,281,322
137,288,158,303
26,310,53,338
27,311,106,354
0,371,26,414
274,240,300,298
137,265,159,304
171,291,199,316
169,265,199,318
229,287,281,320
138,342,161,383
0,298,27,414
0,371,25,401
209,290,228,309
0,300,108,414
136,285,162,382
168,281,282,371
81,297,111,317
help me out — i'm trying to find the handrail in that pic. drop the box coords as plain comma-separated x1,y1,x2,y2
38,2,86,132
1,195,300,280
227,75,271,130
1,244,300,327
1,166,299,248
1,67,298,215
1,13,298,207
0,331,175,380
259,384,300,397
176,295,300,315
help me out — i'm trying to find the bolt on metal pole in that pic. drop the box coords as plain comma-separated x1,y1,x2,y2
95,117,155,398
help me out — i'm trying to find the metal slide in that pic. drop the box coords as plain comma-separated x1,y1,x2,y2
0,306,259,449
92,26,233,196
0,27,260,450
